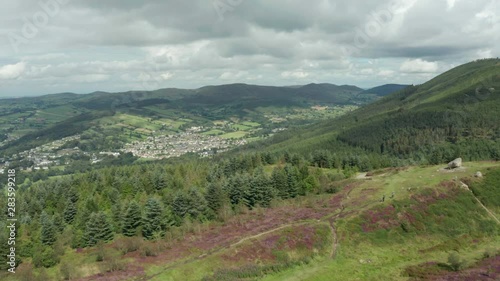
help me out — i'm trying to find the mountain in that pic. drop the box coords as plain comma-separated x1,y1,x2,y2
360,83,410,96
0,82,371,158
244,59,500,166
75,83,366,110
295,83,364,104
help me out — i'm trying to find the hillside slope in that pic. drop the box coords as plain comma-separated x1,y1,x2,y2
246,59,500,166
360,84,410,96
4,161,498,281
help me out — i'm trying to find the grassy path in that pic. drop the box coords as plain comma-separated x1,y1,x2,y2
461,181,500,224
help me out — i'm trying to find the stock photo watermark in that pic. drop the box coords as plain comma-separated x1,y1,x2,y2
6,169,17,274
342,0,405,57
7,0,71,53
213,0,245,21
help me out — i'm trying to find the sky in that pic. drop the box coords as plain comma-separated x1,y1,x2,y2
0,0,498,97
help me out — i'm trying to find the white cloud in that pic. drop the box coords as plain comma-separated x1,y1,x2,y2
477,49,493,58
360,68,375,75
400,59,438,73
446,0,457,10
378,70,395,77
160,72,174,80
69,74,110,83
281,71,310,79
0,62,26,80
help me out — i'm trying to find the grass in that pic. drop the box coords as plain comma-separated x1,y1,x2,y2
232,124,252,131
259,162,500,281
468,167,500,217
147,223,332,281
220,131,247,139
202,129,225,136
261,237,500,281
241,121,261,127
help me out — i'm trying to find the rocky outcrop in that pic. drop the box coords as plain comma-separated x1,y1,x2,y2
475,171,483,178
447,158,462,169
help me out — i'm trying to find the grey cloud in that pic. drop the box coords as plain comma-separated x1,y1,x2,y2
0,0,498,96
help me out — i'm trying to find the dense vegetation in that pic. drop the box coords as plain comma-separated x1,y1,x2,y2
0,151,347,273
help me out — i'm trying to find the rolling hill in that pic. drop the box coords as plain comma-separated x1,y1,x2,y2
0,83,370,158
360,84,410,97
245,59,500,166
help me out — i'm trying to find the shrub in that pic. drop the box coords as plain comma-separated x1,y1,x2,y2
33,245,60,268
115,237,143,255
60,261,79,280
447,252,465,271
140,244,159,257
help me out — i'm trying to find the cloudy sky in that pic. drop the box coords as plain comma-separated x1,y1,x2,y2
0,0,498,97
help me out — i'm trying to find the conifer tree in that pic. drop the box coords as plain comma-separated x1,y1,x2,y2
67,187,79,203
285,164,300,198
84,212,114,247
111,201,123,234
41,212,57,246
63,200,77,224
122,201,142,236
205,182,225,212
272,167,288,199
142,198,164,239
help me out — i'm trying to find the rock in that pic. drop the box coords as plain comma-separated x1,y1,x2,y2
448,158,462,169
475,171,483,178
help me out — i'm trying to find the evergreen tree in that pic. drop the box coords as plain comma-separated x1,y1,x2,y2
205,182,225,212
84,212,114,247
111,201,123,234
285,164,300,198
172,188,209,220
271,167,288,199
67,187,79,203
225,175,249,206
247,170,274,207
152,171,167,191
63,201,77,224
142,198,164,239
122,201,142,236
40,212,56,246
163,207,177,228
53,213,64,233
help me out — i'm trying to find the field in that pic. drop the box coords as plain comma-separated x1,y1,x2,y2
220,131,248,139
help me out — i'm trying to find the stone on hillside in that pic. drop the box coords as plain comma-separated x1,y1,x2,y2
475,171,483,178
447,158,462,169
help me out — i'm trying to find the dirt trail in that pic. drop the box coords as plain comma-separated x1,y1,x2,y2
461,181,500,224
327,219,338,258
475,199,500,224
229,221,314,248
